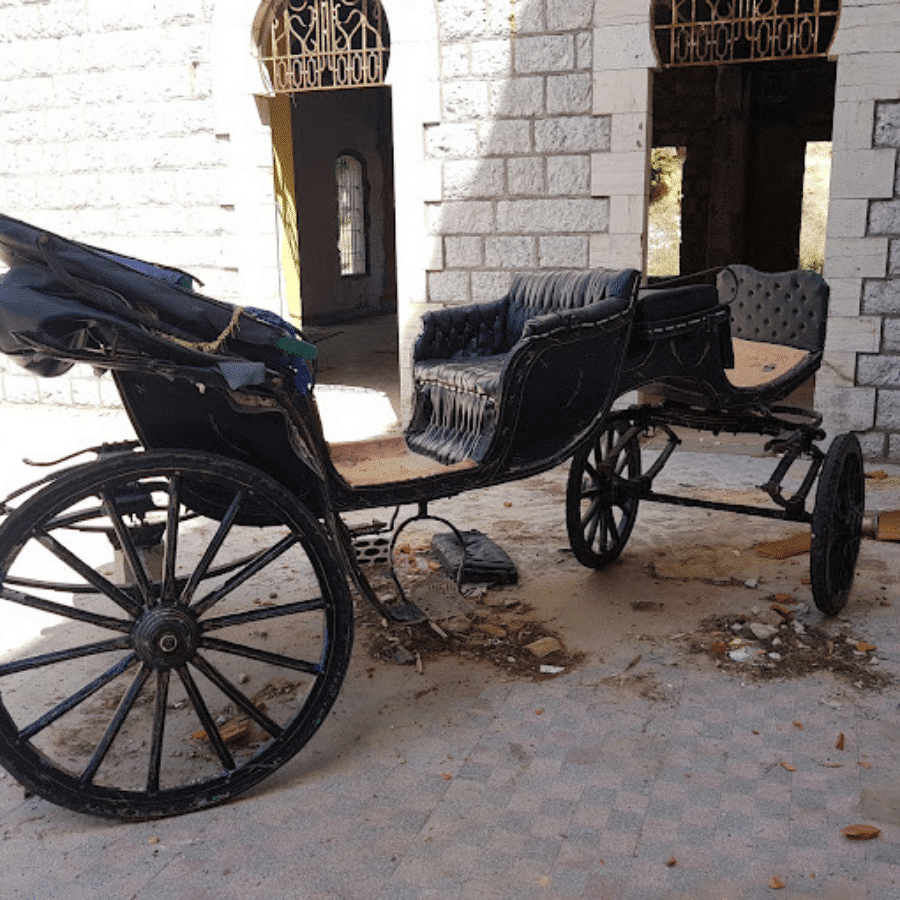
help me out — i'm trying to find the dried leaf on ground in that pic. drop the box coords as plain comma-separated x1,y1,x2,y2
835,732,845,750
780,761,797,772
768,876,785,889
842,824,881,840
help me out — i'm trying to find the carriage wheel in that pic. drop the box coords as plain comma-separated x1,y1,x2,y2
0,450,352,819
566,424,641,569
810,433,864,616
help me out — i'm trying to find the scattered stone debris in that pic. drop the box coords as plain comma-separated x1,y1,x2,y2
687,599,892,688
358,554,582,680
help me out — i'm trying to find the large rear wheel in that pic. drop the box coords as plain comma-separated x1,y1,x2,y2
0,450,352,819
810,433,864,616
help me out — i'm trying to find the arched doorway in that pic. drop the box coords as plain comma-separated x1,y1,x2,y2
649,0,840,276
258,0,398,327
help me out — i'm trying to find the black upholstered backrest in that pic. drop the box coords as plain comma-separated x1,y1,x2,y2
504,268,639,348
717,265,828,353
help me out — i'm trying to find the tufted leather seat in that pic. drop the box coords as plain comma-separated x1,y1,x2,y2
717,265,828,353
406,269,640,465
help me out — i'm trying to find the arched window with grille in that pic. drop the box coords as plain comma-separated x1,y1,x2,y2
336,154,366,276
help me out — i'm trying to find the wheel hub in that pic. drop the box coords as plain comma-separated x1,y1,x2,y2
133,605,199,668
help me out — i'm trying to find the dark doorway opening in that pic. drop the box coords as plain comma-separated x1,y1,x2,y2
651,58,836,275
291,87,398,326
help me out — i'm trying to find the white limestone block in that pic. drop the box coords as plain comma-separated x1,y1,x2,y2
835,52,900,103
593,68,651,116
535,115,610,153
496,197,609,233
825,277,863,317
546,155,590,196
485,235,537,268
507,156,546,195
444,235,484,268
425,200,495,235
592,24,657,71
513,34,574,73
817,349,860,390
818,386,877,433
610,194,647,235
611,111,649,154
546,73,592,115
443,158,505,198
539,235,589,268
823,315,882,353
829,148,896,200
591,150,648,197
823,237,888,279
471,39,512,77
825,199,869,238
488,76,544,117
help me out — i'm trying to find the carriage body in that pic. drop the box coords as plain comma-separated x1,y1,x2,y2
0,213,863,821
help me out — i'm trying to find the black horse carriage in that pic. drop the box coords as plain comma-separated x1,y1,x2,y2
0,214,863,819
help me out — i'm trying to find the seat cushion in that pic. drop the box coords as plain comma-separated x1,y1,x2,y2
725,337,811,388
413,354,507,398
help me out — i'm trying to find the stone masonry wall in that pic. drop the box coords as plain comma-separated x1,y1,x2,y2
820,2,900,460
0,0,269,407
424,0,610,307
859,102,900,459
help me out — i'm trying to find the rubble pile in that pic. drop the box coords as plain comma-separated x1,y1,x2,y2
690,596,892,688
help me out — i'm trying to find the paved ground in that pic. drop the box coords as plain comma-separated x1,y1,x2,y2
0,401,899,900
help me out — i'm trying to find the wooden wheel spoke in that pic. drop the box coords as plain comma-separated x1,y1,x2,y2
100,490,153,607
190,654,284,739
147,669,170,795
80,664,153,786
19,654,138,741
201,598,325,632
161,475,181,604
580,496,603,531
0,586,132,633
606,509,621,545
176,665,236,772
191,533,299,618
201,636,322,675
179,490,246,606
0,636,131,677
34,531,143,618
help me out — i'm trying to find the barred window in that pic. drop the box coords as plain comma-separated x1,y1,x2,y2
336,155,366,276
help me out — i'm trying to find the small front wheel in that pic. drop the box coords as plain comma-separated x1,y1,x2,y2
0,450,352,819
810,433,864,616
566,425,641,569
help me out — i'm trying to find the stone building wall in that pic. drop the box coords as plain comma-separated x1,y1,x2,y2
817,2,900,459
0,0,282,406
423,0,610,308
858,101,900,459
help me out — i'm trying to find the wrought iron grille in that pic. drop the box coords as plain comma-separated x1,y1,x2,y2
262,0,390,93
653,0,840,67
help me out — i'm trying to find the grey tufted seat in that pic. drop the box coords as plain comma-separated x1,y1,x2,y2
406,269,640,465
717,265,828,353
